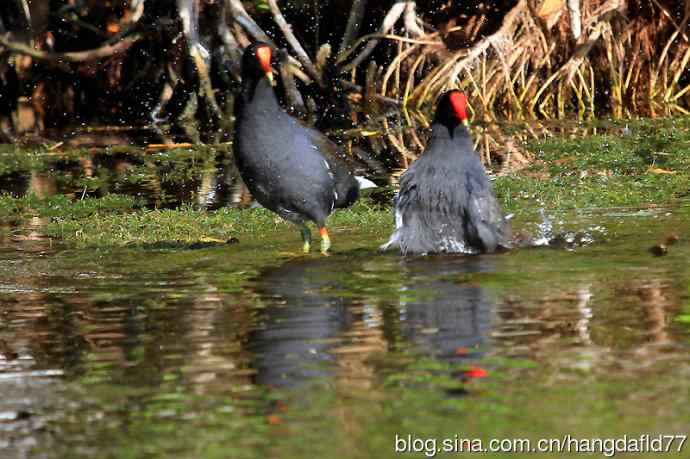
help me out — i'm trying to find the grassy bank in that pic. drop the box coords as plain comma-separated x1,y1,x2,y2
0,195,392,247
2,121,690,247
497,120,690,210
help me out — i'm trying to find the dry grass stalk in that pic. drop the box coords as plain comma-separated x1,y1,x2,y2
351,0,690,169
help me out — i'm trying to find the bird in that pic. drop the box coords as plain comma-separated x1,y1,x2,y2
381,90,511,255
234,42,373,254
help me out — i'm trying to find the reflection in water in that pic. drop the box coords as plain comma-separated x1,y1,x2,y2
626,280,677,347
397,257,496,359
574,286,593,344
2,209,690,457
28,172,56,199
0,128,249,210
248,255,498,387
248,257,352,387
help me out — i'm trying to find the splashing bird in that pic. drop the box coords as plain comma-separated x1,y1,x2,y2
381,90,511,255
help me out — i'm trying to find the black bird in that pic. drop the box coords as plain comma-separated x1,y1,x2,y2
381,90,511,255
235,42,371,254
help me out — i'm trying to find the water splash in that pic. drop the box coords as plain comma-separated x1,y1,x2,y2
531,208,553,246
526,209,606,249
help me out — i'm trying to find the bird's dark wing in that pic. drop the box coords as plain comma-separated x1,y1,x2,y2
304,126,359,208
465,167,511,251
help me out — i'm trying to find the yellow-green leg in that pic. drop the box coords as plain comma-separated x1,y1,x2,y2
301,224,312,253
319,227,331,254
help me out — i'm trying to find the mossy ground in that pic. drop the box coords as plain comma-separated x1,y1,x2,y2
0,193,392,247
496,118,690,213
2,119,690,246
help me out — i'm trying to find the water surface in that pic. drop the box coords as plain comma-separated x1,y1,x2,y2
1,205,689,458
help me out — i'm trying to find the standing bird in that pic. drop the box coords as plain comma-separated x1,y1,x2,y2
381,90,511,255
235,42,368,254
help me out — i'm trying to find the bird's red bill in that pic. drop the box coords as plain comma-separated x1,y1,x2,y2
256,45,273,74
449,91,468,122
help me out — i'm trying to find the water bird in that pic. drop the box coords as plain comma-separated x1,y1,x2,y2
234,42,374,254
381,90,511,255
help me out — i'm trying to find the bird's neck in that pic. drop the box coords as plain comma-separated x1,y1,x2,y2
237,77,279,119
430,122,471,146
238,73,268,98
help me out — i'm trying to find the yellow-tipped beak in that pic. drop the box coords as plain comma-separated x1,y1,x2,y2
462,119,469,127
266,71,274,85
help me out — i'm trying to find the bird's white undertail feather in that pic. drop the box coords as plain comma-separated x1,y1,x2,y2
380,207,402,251
355,176,377,190
379,232,399,251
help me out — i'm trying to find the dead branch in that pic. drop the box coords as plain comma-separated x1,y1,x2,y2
277,49,307,117
340,80,401,106
547,0,624,84
338,33,441,66
568,0,582,40
177,0,221,122
18,0,32,40
225,0,275,45
414,0,528,103
341,0,368,52
266,0,321,83
315,43,331,74
216,1,242,75
403,2,425,38
344,1,407,69
129,0,145,23
649,0,688,42
0,32,143,63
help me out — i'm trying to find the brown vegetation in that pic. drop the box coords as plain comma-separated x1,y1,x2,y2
1,1,690,168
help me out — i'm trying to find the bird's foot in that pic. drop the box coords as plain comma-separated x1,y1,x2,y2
319,227,331,255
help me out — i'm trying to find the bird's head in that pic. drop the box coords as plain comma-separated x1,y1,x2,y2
242,42,274,85
433,90,469,129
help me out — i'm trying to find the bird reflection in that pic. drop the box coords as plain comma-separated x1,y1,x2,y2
248,257,352,387
397,256,495,359
247,253,499,388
